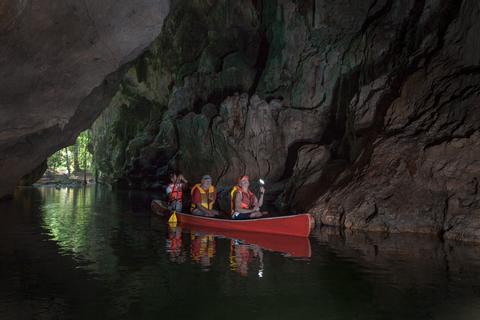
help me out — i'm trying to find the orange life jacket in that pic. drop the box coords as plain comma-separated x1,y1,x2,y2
168,183,184,202
230,186,256,214
191,184,216,210
167,228,182,253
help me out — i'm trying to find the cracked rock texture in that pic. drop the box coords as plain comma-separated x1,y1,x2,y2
0,0,170,198
92,0,480,240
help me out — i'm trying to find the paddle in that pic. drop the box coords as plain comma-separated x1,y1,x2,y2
168,210,178,224
168,177,179,225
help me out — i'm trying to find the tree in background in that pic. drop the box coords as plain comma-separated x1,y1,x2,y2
47,150,63,171
73,143,80,174
64,147,71,176
47,130,93,178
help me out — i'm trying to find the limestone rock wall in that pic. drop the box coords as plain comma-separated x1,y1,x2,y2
92,0,480,240
3,0,478,240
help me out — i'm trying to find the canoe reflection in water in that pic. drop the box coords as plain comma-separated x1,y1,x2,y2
229,240,264,277
190,232,216,268
165,224,217,268
164,223,311,276
165,224,186,263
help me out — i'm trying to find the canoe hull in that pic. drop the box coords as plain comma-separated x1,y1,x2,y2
151,200,314,237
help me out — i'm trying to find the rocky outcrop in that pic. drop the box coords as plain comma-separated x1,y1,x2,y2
91,0,480,240
17,161,48,187
0,0,170,199
310,0,480,240
91,0,330,191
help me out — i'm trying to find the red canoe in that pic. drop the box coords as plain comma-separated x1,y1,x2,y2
151,200,315,237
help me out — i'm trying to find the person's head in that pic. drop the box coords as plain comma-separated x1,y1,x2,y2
238,175,250,190
200,175,212,189
170,171,186,183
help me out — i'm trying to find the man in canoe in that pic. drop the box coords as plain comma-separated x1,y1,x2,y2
190,175,219,217
230,176,268,219
166,172,188,212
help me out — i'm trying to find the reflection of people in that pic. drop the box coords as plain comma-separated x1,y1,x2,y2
190,175,219,217
235,243,251,276
230,176,267,219
166,225,184,263
229,240,264,277
190,233,216,268
166,172,188,212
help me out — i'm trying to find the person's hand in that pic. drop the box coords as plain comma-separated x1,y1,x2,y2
253,206,260,212
259,186,265,194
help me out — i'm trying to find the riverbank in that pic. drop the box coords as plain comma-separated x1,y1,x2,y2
33,169,95,188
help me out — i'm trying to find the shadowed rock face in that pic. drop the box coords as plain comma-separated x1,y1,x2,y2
2,1,479,240
90,0,480,240
0,0,170,198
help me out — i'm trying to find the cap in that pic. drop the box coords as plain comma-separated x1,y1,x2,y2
201,175,212,180
238,175,249,183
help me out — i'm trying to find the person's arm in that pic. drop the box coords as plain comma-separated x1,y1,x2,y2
235,192,254,214
196,204,214,215
166,184,173,195
252,187,265,212
257,186,265,208
178,174,188,184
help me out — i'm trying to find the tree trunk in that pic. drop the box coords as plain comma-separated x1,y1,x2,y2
65,148,71,176
83,139,87,185
73,142,80,174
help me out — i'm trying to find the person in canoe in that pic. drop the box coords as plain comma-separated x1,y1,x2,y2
166,172,188,212
190,175,219,217
230,176,268,219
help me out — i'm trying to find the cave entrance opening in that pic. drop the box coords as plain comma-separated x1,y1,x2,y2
39,130,95,187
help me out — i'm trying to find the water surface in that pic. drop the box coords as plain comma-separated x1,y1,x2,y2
1,186,480,319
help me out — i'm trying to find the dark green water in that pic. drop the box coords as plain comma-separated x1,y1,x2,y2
2,186,480,320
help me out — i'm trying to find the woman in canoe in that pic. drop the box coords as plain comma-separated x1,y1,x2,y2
231,176,268,219
166,172,188,212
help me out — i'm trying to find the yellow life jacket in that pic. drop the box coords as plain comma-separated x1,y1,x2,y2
191,184,216,210
230,186,241,215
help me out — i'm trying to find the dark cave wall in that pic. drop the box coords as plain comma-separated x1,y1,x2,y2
0,0,170,198
92,0,480,240
1,0,479,241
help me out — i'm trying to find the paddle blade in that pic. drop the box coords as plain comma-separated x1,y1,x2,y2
168,211,178,224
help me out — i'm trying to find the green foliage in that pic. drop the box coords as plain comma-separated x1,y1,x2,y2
47,130,93,175
47,149,64,171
